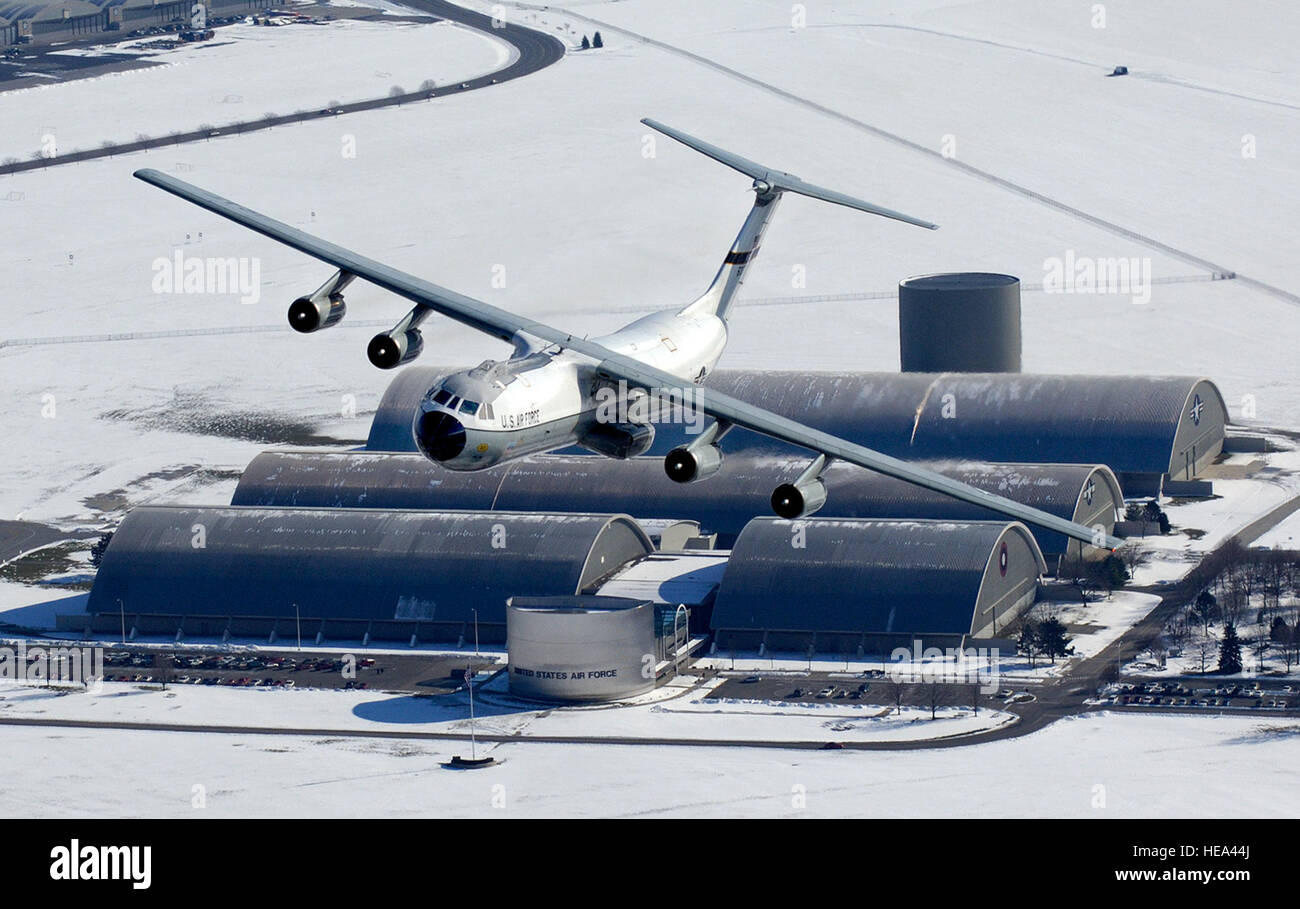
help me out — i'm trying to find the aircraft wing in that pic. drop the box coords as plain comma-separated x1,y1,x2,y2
590,352,1122,551
134,168,1121,550
134,168,581,349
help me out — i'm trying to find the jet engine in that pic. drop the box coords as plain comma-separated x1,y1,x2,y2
770,476,828,519
770,454,830,518
367,329,424,369
664,441,723,483
288,270,353,333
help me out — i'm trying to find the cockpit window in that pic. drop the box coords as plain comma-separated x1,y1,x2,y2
433,388,453,406
459,399,480,416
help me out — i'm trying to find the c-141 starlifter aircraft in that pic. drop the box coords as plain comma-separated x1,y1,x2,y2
135,118,1121,550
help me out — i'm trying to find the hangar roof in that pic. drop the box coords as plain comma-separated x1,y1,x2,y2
711,518,1045,637
0,0,99,20
367,367,1227,478
695,371,1228,478
231,450,1119,556
87,506,653,625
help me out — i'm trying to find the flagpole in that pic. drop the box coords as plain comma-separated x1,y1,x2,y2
466,664,477,761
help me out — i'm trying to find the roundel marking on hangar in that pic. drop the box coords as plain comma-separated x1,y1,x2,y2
999,541,1009,577
1190,393,1204,426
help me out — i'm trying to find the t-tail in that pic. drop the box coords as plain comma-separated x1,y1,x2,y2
641,118,938,321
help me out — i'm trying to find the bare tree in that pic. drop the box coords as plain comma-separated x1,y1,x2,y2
153,651,174,690
1118,545,1150,582
1251,625,1271,674
884,677,907,716
1058,554,1089,604
922,679,949,720
1193,628,1215,675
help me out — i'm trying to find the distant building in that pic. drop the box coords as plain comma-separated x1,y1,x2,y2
2,0,263,46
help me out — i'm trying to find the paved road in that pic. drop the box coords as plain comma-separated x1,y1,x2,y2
0,1,564,177
0,520,96,566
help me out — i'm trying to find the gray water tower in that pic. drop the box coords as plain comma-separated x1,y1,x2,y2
899,273,1022,372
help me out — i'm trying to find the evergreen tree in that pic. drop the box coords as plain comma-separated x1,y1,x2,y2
1102,553,1129,588
1272,615,1292,644
580,35,590,49
1038,617,1073,664
1018,620,1040,669
89,531,113,568
593,31,603,47
1192,590,1218,637
1218,621,1243,674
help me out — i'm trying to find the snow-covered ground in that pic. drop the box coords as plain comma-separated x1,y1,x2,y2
0,19,512,162
1252,505,1300,550
1,710,1295,817
3,0,1297,531
0,670,1013,744
3,0,1300,814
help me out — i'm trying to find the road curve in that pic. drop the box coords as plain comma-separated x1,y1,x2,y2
0,1,564,177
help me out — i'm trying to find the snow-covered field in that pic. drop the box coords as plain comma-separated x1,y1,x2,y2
0,671,1013,744
3,0,1300,814
0,19,512,162
0,710,1295,817
2,0,1298,531
1253,505,1300,550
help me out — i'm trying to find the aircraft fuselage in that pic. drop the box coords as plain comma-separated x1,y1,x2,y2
414,308,727,469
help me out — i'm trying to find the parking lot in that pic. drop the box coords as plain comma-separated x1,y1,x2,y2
1096,678,1300,712
704,671,1021,709
94,646,496,693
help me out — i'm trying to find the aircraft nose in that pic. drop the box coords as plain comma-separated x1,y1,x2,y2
416,410,466,462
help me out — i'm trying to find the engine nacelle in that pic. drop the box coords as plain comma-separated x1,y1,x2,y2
771,477,828,519
664,442,723,483
367,329,424,369
578,421,656,460
289,269,354,333
288,293,346,333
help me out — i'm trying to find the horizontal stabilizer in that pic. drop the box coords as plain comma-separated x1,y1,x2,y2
641,118,938,230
